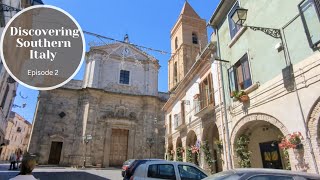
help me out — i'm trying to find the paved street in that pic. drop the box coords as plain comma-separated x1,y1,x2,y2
0,163,123,180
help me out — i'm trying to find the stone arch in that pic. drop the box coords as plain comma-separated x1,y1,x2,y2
186,130,197,147
231,113,289,146
307,97,320,170
230,113,290,169
201,123,222,173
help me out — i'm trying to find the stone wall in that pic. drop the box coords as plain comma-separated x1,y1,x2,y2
28,87,166,167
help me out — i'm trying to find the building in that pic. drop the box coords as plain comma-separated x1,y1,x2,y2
0,0,43,153
0,111,32,160
163,2,226,174
209,0,320,173
27,36,168,167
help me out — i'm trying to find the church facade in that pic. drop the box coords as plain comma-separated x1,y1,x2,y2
28,39,168,167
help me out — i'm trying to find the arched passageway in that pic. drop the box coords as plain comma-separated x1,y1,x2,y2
202,123,223,173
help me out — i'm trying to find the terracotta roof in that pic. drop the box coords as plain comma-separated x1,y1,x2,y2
180,1,200,19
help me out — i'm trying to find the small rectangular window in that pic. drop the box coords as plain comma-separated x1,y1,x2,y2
299,0,320,48
228,54,252,94
147,164,176,180
228,1,241,39
119,70,130,85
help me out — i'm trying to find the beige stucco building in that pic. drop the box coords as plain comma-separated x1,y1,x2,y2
28,38,168,167
1,112,31,160
163,2,225,174
0,0,38,153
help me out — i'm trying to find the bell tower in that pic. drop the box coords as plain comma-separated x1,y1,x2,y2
168,1,207,91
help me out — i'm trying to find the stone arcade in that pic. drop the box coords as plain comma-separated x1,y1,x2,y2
28,39,168,167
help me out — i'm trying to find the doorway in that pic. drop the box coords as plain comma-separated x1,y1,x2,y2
259,141,283,169
109,129,129,166
48,141,63,164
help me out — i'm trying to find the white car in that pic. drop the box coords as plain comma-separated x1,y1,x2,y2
131,160,208,180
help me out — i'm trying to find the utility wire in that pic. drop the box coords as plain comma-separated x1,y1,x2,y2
83,31,172,55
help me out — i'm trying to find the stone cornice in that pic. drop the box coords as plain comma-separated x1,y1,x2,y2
56,86,168,102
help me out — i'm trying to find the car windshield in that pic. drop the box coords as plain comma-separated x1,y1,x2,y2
203,171,240,180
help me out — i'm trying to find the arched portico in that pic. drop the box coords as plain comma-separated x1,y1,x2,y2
307,97,320,172
231,113,290,169
186,130,199,165
202,123,223,173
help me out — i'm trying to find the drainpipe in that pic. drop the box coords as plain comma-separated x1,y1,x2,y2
281,25,319,174
215,27,233,169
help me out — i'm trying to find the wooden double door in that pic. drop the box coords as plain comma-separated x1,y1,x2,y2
109,129,129,166
259,141,283,169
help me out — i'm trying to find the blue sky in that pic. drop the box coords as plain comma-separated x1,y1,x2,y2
12,0,219,122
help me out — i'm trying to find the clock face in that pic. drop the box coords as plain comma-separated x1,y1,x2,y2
122,47,130,56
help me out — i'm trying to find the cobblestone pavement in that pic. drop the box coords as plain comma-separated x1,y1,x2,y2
0,163,123,180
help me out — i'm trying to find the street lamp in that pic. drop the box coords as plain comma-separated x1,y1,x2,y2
82,134,92,168
231,8,282,39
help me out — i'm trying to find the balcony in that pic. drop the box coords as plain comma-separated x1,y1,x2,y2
194,91,215,118
174,113,185,130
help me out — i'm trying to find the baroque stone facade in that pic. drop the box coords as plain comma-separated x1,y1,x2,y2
28,40,168,167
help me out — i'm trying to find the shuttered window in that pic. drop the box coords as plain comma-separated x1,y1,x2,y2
315,0,320,14
228,1,241,39
199,73,214,109
299,0,320,48
228,54,252,94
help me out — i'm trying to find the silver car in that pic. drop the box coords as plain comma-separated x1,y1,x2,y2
203,168,320,180
131,160,208,180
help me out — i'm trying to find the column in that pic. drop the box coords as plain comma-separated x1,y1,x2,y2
103,127,112,167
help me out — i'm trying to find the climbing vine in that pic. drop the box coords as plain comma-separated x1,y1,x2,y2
201,141,214,174
186,146,192,162
168,150,174,161
235,134,251,168
283,148,291,170
176,147,183,161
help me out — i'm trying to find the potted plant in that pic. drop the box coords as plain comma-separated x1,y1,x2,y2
279,132,307,170
279,132,303,150
176,147,184,161
193,94,200,99
231,90,249,103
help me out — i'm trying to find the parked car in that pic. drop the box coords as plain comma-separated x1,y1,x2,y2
122,159,136,177
123,159,163,180
203,168,320,180
130,160,208,180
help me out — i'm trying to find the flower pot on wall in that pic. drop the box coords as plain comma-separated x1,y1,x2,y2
239,95,249,102
293,144,304,161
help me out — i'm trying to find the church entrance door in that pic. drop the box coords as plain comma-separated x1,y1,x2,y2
109,129,129,166
48,141,63,164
